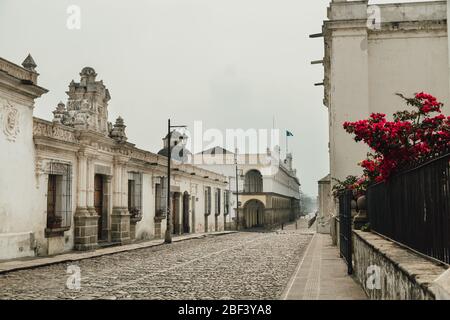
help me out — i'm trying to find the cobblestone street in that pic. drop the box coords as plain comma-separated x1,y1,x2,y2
0,225,313,300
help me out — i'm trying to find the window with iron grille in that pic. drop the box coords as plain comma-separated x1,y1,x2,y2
46,162,72,231
155,177,167,217
215,188,221,215
128,172,142,218
205,186,211,215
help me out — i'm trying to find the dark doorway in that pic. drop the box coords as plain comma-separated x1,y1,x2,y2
46,174,61,229
244,199,265,228
183,192,190,233
94,174,104,240
172,193,180,234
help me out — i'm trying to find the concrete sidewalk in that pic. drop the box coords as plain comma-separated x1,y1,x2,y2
0,231,236,274
282,233,367,300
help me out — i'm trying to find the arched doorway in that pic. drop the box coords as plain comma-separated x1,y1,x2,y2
244,199,265,228
183,192,190,234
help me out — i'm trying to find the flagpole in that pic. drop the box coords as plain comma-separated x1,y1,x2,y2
286,132,288,155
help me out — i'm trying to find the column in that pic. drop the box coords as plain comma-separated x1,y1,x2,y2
103,175,112,242
74,150,98,251
87,156,96,216
75,152,88,215
111,157,131,244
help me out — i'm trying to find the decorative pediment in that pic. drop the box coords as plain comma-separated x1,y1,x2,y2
52,67,110,135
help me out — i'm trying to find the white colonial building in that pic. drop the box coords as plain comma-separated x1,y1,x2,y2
0,56,229,260
313,0,450,231
192,147,301,229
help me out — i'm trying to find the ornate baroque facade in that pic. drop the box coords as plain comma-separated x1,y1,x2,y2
0,56,228,260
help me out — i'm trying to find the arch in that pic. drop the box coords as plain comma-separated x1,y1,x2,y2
243,199,265,228
244,169,263,193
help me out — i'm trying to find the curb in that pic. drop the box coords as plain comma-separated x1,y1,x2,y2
0,231,237,275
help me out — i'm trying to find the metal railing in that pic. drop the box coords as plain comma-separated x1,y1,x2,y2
367,149,450,264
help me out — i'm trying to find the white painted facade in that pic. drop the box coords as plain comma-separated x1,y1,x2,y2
317,0,449,217
0,57,48,259
192,147,301,228
0,57,228,260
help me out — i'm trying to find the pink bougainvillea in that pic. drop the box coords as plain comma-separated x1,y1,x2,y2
342,92,449,186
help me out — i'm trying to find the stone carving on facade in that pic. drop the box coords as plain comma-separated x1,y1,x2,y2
130,149,159,164
1,101,20,142
34,157,44,188
110,116,127,144
52,102,66,124
51,67,111,135
33,119,78,143
0,56,37,84
21,54,37,72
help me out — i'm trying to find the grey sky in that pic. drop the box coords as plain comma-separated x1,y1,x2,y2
0,0,424,196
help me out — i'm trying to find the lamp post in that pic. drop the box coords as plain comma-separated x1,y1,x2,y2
165,118,187,244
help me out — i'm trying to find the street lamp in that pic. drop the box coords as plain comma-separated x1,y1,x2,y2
165,118,187,244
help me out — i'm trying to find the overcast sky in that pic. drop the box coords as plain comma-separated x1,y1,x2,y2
0,0,425,196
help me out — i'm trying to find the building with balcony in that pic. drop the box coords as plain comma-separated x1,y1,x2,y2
192,147,301,229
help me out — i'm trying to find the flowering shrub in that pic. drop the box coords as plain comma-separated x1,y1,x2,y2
332,176,368,199
342,92,449,186
332,175,356,197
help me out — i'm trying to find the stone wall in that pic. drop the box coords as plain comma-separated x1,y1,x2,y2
352,230,450,300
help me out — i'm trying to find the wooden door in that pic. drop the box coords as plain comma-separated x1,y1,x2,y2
94,174,104,239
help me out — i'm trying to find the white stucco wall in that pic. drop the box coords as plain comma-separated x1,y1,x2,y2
329,27,370,183
0,92,40,259
134,173,226,238
316,175,332,234
135,173,154,240
448,0,450,90
368,32,449,115
327,1,449,186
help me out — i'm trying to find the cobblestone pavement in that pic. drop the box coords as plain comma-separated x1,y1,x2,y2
0,224,313,300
